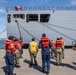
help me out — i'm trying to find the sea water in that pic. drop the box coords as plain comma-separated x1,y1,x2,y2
0,40,5,48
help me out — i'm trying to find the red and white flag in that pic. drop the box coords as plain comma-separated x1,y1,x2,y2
14,6,23,11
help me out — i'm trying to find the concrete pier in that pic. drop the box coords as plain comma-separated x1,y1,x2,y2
0,49,76,75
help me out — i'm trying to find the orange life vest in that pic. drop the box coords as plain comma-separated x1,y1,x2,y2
4,39,13,52
14,41,19,52
52,41,55,48
41,37,50,47
56,40,62,49
18,39,23,47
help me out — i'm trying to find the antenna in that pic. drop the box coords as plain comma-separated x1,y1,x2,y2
6,7,9,12
53,7,56,13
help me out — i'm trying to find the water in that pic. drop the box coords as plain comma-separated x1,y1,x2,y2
0,40,5,48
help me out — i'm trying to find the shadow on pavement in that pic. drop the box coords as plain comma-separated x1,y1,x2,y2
50,60,76,70
24,59,42,72
1,66,6,75
23,59,30,64
72,62,76,65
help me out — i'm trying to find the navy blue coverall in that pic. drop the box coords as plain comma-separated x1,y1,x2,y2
5,52,14,74
39,40,51,71
4,42,15,74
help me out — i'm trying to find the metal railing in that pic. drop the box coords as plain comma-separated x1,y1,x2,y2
6,6,76,11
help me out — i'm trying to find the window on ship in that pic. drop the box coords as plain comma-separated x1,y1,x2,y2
26,14,38,22
13,14,25,19
40,14,50,22
7,14,11,23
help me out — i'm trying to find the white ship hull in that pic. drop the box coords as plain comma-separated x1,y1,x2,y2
6,6,76,46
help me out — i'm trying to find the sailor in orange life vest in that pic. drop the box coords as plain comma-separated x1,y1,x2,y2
14,38,21,68
39,33,52,74
18,37,23,58
55,37,63,66
51,40,55,59
4,36,16,75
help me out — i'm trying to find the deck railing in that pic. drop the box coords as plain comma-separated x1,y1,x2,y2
6,6,76,11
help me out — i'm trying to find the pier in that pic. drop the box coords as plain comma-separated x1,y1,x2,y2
0,49,76,75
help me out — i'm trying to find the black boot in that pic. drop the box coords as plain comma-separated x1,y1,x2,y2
34,60,38,65
15,65,21,68
46,70,50,74
16,65,21,68
42,70,46,73
34,62,38,65
5,72,10,75
55,63,59,66
10,73,16,75
29,63,33,68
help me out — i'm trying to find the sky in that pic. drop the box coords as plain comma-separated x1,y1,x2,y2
0,0,76,38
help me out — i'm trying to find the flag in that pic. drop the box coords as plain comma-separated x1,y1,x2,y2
14,6,23,11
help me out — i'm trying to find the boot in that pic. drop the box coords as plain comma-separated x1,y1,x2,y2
29,63,33,68
46,70,50,74
34,62,38,65
15,65,21,68
55,63,59,66
34,60,38,65
5,72,10,75
42,70,46,73
16,65,21,68
10,73,16,75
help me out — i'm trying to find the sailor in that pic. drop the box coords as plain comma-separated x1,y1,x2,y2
18,37,23,58
4,36,16,75
28,38,38,67
51,40,55,59
55,37,62,66
60,37,65,59
14,38,21,68
39,33,51,74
